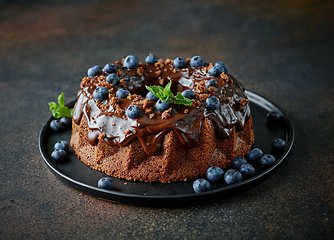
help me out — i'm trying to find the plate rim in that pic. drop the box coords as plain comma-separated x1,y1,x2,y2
39,90,294,206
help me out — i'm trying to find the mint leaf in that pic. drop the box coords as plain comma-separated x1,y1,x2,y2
145,85,164,98
145,83,173,102
162,80,174,102
48,102,58,110
174,93,193,106
58,92,65,107
49,93,73,118
145,81,193,106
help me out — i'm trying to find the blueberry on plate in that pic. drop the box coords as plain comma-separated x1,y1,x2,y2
146,92,159,101
214,61,228,74
116,89,130,98
205,79,218,88
173,57,187,69
103,63,117,74
239,163,255,177
87,65,102,78
206,167,224,182
245,148,263,162
224,169,242,185
271,138,286,150
259,154,276,167
50,119,64,132
190,56,204,68
98,177,113,190
205,96,220,110
155,99,170,112
54,140,70,152
209,66,220,77
181,89,195,99
123,55,139,69
193,179,211,193
145,54,159,64
232,156,248,170
125,105,142,119
51,149,67,162
106,73,120,86
267,111,281,123
60,117,72,128
93,87,109,101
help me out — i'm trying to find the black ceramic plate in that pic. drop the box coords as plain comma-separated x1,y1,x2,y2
39,91,294,206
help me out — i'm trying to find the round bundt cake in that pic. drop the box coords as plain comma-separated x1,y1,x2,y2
70,54,254,183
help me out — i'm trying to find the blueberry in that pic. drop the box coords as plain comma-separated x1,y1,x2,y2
214,61,228,74
181,89,195,99
98,177,113,190
232,157,248,170
259,154,276,167
245,148,263,162
123,55,139,69
206,167,224,182
106,73,120,86
51,149,67,162
87,65,102,78
103,63,117,74
271,138,286,150
205,79,218,88
145,54,159,64
125,105,142,119
116,89,130,98
193,179,211,193
205,96,220,110
60,117,72,128
267,111,281,123
93,87,109,101
54,140,70,152
173,57,187,68
146,91,159,101
239,163,255,177
209,66,220,77
224,169,242,185
190,56,204,68
50,119,64,132
155,99,170,112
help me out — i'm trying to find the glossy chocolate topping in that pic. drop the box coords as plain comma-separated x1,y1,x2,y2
73,59,251,156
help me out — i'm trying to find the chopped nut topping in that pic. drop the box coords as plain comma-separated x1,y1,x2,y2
161,108,172,119
137,67,145,76
117,69,123,77
165,58,172,65
195,81,207,94
155,59,165,69
124,129,131,135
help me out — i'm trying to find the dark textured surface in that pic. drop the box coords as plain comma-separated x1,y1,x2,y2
1,0,333,239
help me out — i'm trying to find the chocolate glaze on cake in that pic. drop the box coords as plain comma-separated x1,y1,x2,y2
71,57,254,183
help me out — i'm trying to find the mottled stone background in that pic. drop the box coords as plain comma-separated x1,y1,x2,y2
0,0,333,239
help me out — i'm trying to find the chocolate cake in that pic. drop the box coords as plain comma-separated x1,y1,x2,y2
70,55,254,183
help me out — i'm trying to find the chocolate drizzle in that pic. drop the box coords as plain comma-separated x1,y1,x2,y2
72,60,251,156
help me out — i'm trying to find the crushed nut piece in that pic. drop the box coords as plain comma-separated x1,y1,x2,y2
124,129,131,135
161,108,172,119
137,67,144,76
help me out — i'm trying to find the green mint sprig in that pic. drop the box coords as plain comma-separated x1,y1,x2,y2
145,80,193,106
48,92,73,118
